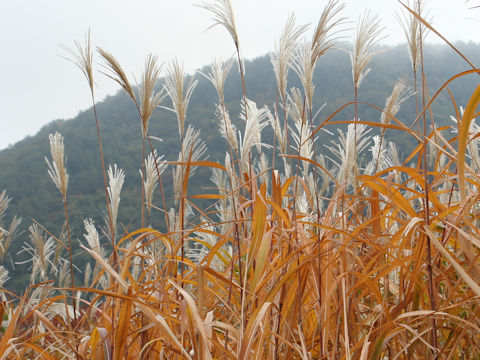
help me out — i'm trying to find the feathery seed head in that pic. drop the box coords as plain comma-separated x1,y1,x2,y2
173,126,207,204
215,103,238,152
239,99,270,172
0,265,8,288
141,150,166,213
25,224,59,282
0,190,10,218
350,11,384,90
45,132,69,199
98,47,138,106
107,164,125,232
139,54,165,134
398,0,427,74
291,43,316,111
83,218,103,258
198,0,239,49
270,13,309,101
326,123,371,184
58,260,70,288
311,0,347,64
83,262,92,288
288,87,308,126
163,59,198,138
0,215,21,260
200,57,234,105
269,106,287,154
381,79,411,126
60,30,94,92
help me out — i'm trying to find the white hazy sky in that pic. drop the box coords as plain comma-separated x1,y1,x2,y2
1,0,479,150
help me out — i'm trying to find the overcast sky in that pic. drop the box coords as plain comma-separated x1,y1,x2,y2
1,0,479,150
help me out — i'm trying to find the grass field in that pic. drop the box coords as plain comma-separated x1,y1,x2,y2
1,0,480,358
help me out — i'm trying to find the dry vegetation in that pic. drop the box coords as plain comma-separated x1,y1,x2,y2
1,0,480,358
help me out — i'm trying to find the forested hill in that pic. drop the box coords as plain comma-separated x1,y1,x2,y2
1,42,479,290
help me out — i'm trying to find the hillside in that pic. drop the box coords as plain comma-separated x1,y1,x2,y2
1,42,479,290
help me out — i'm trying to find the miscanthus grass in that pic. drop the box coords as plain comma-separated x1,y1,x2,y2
2,1,480,359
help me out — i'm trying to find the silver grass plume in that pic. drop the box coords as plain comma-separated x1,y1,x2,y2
291,43,316,112
366,135,386,175
239,98,271,173
385,142,404,184
107,164,125,236
380,79,411,129
45,132,69,200
83,262,92,288
311,0,346,64
375,79,411,171
223,152,239,202
0,266,8,288
398,0,427,74
20,224,59,283
350,11,383,90
59,260,70,288
270,13,309,102
141,150,166,216
270,105,288,155
139,54,165,134
168,204,194,236
163,59,198,138
0,216,21,261
292,0,345,111
83,218,104,258
317,154,331,196
173,125,207,205
0,191,18,259
211,167,231,229
255,153,270,186
97,47,137,106
215,103,238,152
200,57,234,106
288,88,317,175
188,226,230,271
288,87,308,127
60,30,94,92
200,58,238,151
198,0,239,50
325,123,371,185
0,190,10,218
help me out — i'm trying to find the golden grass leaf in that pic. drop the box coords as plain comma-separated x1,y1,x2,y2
251,228,274,293
458,82,480,201
169,281,213,360
239,302,273,359
114,288,133,360
0,290,27,357
424,226,480,297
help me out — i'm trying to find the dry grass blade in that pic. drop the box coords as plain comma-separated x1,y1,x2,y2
457,82,480,201
169,281,213,360
80,244,129,292
425,226,480,296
